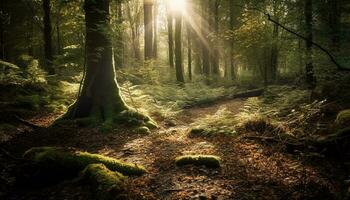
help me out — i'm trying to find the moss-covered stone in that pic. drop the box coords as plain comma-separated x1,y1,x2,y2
23,147,146,176
335,109,350,128
135,126,151,134
80,164,125,200
175,155,221,168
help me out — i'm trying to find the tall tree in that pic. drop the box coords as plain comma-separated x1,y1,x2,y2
187,22,192,81
328,0,341,51
115,1,124,69
63,0,146,125
166,4,174,68
305,0,315,89
126,0,142,62
211,0,220,75
229,0,236,80
153,0,158,59
202,0,210,76
174,11,184,83
43,0,54,74
143,0,153,60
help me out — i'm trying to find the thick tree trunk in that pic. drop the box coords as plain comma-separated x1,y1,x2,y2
115,1,124,69
0,1,5,60
187,23,192,81
64,0,127,121
175,13,184,83
329,0,341,51
43,0,54,74
305,0,316,89
144,0,153,60
167,8,174,68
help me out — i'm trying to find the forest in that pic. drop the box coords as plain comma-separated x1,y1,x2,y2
1,0,350,199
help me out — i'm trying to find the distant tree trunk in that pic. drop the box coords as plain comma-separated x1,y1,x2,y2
167,7,174,68
211,0,220,76
0,1,4,60
187,23,192,81
305,0,316,89
202,0,210,76
153,0,158,59
329,0,341,51
126,1,141,62
229,0,236,80
43,0,54,74
174,13,184,83
144,0,153,60
64,0,128,120
56,18,62,55
115,1,124,69
270,21,279,83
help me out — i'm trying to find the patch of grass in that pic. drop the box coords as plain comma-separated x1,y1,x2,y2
80,164,125,200
189,107,237,137
175,155,221,168
24,147,146,176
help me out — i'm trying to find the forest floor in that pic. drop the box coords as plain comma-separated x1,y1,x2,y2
1,97,347,200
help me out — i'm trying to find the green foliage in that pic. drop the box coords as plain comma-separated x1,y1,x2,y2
24,147,147,176
335,109,350,128
175,155,221,168
80,164,125,200
189,107,238,137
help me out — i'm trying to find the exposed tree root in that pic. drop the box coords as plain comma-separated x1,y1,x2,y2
79,164,125,200
23,147,147,176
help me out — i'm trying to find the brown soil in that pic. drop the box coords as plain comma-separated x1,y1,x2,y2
0,98,347,200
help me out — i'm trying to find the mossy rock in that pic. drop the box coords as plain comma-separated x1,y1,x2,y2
80,164,125,200
23,147,146,176
335,109,350,128
135,126,151,134
175,155,221,168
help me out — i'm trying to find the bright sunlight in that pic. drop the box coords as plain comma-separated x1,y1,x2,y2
168,0,187,13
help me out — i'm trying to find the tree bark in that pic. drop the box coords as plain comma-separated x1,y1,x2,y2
64,0,127,120
126,1,141,62
187,23,192,81
153,0,158,59
175,13,184,83
211,0,220,76
43,0,54,74
229,0,236,80
143,0,153,60
305,0,316,89
115,1,124,69
167,7,174,68
202,0,210,77
329,0,341,51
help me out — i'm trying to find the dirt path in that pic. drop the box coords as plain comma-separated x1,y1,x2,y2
3,98,345,200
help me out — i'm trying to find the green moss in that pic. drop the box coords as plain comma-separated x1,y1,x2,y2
23,147,146,176
175,155,221,168
80,164,125,200
135,126,151,134
335,109,350,128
